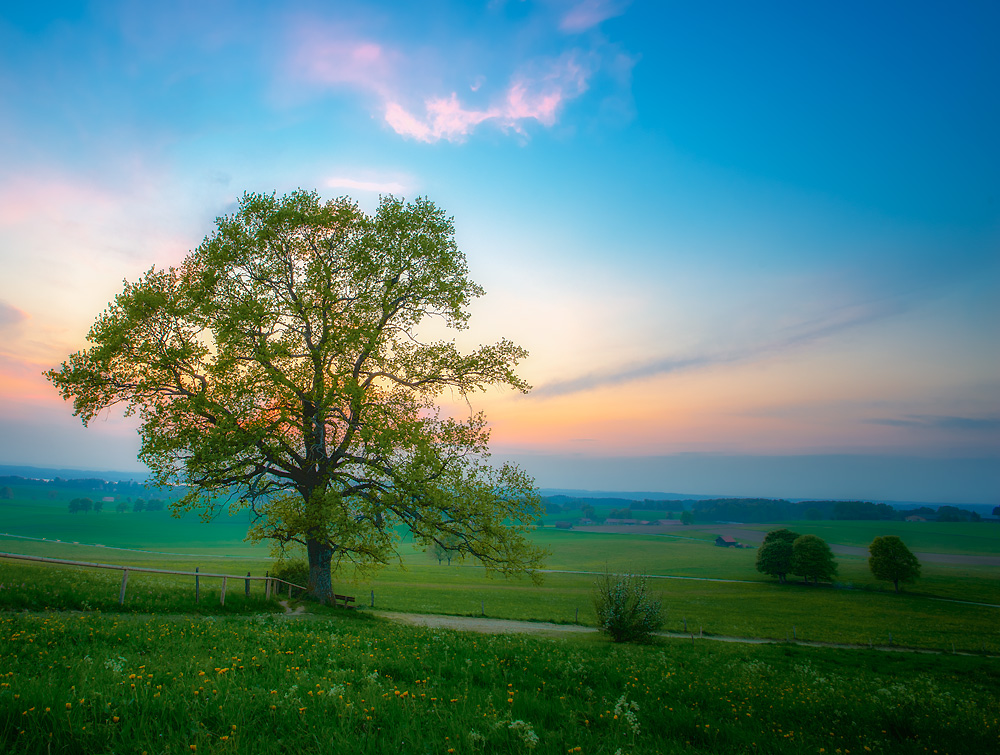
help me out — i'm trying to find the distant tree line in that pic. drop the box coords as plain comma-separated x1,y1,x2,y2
68,497,166,514
0,475,150,494
543,495,985,524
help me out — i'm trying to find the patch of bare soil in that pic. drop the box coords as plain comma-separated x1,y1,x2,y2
277,600,306,616
376,611,594,635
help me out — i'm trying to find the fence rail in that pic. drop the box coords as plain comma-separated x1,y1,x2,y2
0,550,305,605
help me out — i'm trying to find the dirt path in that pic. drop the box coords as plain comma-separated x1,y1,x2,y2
374,610,990,655
278,600,306,616
376,610,594,635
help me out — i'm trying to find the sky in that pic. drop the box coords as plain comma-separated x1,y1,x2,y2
0,1,997,504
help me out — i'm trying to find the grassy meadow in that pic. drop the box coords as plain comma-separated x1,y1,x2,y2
3,485,1000,752
2,490,999,651
3,609,999,755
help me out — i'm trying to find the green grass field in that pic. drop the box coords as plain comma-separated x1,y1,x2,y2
3,610,999,754
3,490,1000,753
2,498,999,653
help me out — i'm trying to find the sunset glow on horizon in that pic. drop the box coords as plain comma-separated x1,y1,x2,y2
0,1,997,503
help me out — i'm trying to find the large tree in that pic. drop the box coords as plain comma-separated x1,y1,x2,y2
868,535,921,592
46,191,545,602
755,528,800,583
791,534,838,584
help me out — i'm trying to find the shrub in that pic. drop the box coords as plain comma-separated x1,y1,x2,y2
270,559,310,592
593,570,663,643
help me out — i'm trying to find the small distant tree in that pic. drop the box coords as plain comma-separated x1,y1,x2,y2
593,570,663,643
791,534,837,584
116,500,128,513
581,503,597,521
93,499,104,513
993,505,1000,518
680,510,693,525
0,485,13,500
429,534,461,565
145,499,165,512
868,536,921,592
68,497,93,514
132,500,145,513
755,528,800,583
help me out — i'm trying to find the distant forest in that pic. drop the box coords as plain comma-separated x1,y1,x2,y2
0,475,988,524
543,495,985,523
0,475,148,494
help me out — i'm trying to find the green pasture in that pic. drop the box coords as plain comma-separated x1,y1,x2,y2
2,495,999,653
2,551,998,653
3,610,999,755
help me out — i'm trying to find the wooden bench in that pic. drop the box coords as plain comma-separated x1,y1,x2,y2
333,593,356,609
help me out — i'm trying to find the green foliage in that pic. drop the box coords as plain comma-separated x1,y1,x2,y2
115,501,128,513
67,497,93,514
593,571,664,643
680,510,693,525
791,534,838,584
45,191,544,602
833,500,896,520
269,559,310,590
755,529,800,583
869,535,921,592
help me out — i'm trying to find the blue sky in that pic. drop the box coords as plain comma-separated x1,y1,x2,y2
0,1,997,502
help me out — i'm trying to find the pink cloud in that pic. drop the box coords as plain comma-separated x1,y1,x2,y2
560,0,630,33
385,53,593,143
0,175,118,227
289,26,397,98
325,175,410,195
0,301,27,330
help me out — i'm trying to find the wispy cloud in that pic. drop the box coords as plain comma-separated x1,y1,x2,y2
384,52,592,143
290,30,397,98
866,415,1000,431
325,175,410,195
560,0,631,33
0,301,27,330
285,7,626,144
533,300,905,398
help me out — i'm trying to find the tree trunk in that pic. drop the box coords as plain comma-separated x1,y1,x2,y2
893,579,900,593
307,539,334,604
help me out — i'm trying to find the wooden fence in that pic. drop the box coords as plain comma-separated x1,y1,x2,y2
0,551,304,606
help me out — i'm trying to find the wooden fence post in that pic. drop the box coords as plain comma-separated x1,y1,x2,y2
287,581,292,599
245,572,250,598
119,569,129,606
195,567,200,603
220,577,227,606
265,571,270,599
370,589,374,608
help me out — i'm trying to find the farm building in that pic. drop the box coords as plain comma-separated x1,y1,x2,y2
715,535,738,547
